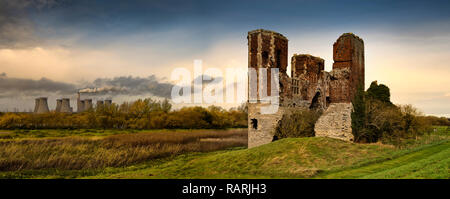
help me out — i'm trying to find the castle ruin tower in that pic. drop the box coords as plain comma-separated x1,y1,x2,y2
314,33,365,142
330,33,365,102
60,98,72,113
35,97,50,113
248,29,289,101
247,29,288,148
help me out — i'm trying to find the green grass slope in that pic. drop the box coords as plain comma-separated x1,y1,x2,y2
94,137,404,179
317,140,449,179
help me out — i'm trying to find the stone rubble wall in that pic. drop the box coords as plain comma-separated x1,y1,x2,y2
248,103,308,148
248,103,285,148
314,103,354,141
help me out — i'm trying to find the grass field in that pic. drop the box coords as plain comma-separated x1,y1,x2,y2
0,127,448,179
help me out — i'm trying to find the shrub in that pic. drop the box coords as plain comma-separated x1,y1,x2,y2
274,109,321,139
366,81,392,104
398,104,432,138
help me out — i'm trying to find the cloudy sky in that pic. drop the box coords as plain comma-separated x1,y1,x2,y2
0,0,449,116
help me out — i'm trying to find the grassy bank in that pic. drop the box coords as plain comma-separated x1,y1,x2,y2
90,137,399,179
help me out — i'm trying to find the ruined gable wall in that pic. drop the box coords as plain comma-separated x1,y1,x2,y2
291,54,324,100
291,54,329,111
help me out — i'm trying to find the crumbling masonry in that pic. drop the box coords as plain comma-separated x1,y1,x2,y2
247,29,364,148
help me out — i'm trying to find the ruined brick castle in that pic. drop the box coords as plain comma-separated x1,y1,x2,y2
247,29,364,148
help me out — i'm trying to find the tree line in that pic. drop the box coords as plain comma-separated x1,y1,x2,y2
0,99,248,130
351,81,449,143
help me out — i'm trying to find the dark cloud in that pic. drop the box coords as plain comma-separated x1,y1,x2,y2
0,74,175,99
0,0,60,48
3,0,450,49
0,73,76,94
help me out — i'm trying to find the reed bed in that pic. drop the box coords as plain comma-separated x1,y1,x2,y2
0,129,247,171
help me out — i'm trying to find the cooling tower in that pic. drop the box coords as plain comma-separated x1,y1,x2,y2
60,98,72,113
34,98,40,113
77,92,83,113
80,100,85,112
84,99,93,110
104,100,112,106
56,99,62,112
96,100,104,107
36,97,50,113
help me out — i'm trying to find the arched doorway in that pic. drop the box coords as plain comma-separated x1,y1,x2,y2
309,92,323,110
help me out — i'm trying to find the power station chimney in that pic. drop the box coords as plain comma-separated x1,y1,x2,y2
60,98,72,113
35,97,50,113
56,99,62,112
